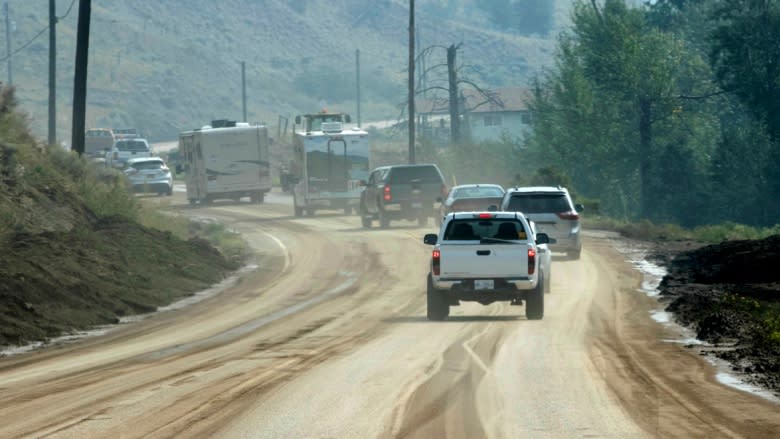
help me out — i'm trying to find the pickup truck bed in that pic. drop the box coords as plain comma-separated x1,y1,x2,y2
423,212,551,321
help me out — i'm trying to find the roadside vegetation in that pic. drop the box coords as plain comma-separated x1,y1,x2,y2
0,89,244,348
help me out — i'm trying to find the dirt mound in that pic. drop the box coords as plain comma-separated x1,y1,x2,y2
659,234,780,393
0,216,238,347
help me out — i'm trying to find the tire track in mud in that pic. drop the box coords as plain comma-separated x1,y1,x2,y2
0,203,430,438
390,307,510,439
583,240,777,439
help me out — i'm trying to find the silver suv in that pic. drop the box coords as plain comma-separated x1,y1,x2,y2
500,186,583,259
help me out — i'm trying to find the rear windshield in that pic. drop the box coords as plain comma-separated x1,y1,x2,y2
387,166,442,183
443,218,527,241
131,160,164,170
453,186,504,198
115,140,149,152
506,193,571,213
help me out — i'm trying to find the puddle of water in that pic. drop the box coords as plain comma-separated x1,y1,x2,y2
650,310,671,323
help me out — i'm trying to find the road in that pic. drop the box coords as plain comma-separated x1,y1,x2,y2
0,191,777,438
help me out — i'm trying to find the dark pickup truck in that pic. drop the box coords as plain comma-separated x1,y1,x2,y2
359,164,447,228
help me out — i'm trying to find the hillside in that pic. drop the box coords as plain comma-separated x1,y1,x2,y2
2,0,570,144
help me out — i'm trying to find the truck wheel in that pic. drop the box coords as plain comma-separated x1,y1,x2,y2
250,192,265,204
426,274,449,321
525,275,544,320
379,209,390,228
188,199,196,206
294,205,303,217
166,187,173,196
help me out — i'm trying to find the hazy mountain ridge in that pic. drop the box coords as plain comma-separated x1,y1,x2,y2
2,0,568,143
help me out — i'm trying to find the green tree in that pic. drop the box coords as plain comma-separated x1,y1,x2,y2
710,0,780,143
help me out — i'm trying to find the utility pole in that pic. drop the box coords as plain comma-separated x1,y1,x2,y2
447,44,460,145
241,61,247,122
71,0,91,156
48,0,57,145
4,3,11,85
355,49,361,127
407,0,415,164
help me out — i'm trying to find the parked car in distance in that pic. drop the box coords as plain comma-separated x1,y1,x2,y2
500,186,583,259
359,164,447,228
438,184,505,225
123,157,173,196
422,211,553,320
106,138,154,169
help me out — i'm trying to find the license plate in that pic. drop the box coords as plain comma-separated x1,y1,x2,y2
474,279,494,290
411,202,422,208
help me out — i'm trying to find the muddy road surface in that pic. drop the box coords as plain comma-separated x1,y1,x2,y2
0,191,778,438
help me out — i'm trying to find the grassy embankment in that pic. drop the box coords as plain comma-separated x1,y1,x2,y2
0,88,247,347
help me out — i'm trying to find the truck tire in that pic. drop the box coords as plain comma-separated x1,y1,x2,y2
250,192,265,204
379,208,390,228
525,275,544,320
427,274,449,321
294,205,303,217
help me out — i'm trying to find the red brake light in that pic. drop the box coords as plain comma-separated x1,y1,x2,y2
527,248,536,275
432,249,441,276
383,185,392,201
556,211,579,220
478,213,493,219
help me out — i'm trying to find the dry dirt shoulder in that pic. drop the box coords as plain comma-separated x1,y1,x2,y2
0,216,237,348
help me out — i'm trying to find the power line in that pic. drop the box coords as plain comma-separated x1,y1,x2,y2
0,25,48,62
0,0,77,63
59,0,77,20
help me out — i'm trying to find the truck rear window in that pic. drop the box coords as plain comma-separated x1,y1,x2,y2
115,140,149,152
387,166,442,183
443,219,527,241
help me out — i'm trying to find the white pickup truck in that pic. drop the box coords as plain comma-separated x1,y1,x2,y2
423,212,553,321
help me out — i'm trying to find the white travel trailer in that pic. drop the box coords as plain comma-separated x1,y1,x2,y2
290,113,370,217
179,121,272,204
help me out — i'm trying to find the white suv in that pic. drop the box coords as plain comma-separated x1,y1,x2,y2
500,186,583,259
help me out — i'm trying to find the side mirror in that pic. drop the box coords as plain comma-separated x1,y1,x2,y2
575,204,584,213
535,233,551,245
344,114,352,123
294,115,302,124
423,234,438,245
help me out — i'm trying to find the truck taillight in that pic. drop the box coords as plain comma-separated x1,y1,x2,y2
556,211,579,220
528,248,536,275
383,185,392,201
432,249,441,276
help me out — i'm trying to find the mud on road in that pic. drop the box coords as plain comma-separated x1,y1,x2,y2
657,235,780,394
0,193,778,438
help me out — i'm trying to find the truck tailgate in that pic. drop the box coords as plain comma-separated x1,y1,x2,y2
439,243,529,279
